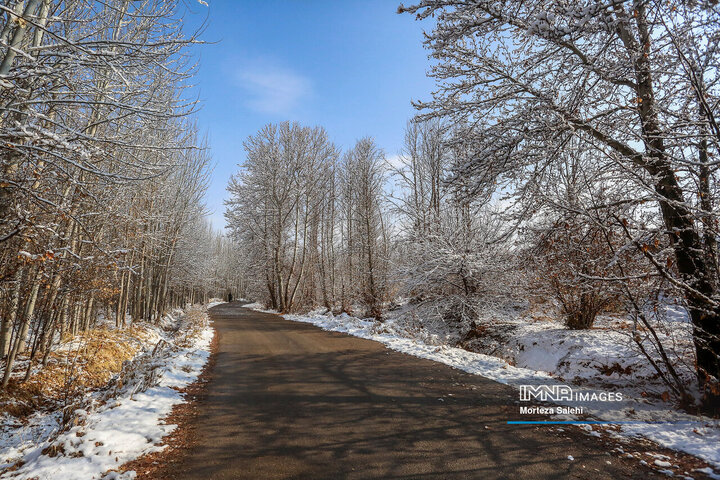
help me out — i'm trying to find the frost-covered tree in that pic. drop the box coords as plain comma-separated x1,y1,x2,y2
225,122,339,312
339,138,389,317
0,0,218,391
400,0,720,409
226,128,392,316
392,120,447,237
391,120,518,329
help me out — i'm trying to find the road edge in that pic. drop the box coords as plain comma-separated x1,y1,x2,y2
120,327,219,479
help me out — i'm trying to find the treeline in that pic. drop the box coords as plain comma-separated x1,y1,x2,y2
225,120,512,319
226,123,390,316
0,1,239,388
228,0,720,413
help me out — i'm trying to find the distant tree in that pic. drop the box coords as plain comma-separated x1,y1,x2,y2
339,138,389,318
225,122,338,312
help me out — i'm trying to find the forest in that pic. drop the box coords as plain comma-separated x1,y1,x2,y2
225,1,720,414
0,1,244,396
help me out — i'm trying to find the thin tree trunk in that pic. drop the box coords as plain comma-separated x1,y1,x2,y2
1,267,23,356
1,272,40,389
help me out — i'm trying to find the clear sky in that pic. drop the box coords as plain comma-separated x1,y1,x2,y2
184,1,435,230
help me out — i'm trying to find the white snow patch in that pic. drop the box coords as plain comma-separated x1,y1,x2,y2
242,302,266,310
0,310,215,480
696,467,720,479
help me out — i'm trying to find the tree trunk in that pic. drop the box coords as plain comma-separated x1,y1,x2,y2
627,5,720,411
1,267,23,356
1,271,40,389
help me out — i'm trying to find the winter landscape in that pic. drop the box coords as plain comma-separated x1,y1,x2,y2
1,0,720,479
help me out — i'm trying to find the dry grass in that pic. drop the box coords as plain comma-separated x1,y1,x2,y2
0,306,209,421
173,307,209,348
0,324,154,418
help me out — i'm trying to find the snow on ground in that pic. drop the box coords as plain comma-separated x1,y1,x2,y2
461,305,697,398
241,302,266,310
0,306,215,480
275,308,720,472
206,299,226,309
0,411,62,473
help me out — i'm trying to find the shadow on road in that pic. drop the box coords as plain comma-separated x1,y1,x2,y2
169,303,656,480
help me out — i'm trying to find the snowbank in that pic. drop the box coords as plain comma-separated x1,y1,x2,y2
241,302,266,310
0,307,215,480
461,310,697,399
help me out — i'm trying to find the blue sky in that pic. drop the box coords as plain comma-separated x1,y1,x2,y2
184,1,435,230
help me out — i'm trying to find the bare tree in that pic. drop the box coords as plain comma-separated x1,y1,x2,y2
401,0,720,412
0,0,222,391
225,122,339,312
390,120,519,331
339,138,389,318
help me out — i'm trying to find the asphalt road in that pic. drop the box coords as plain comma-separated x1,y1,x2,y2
171,302,658,479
